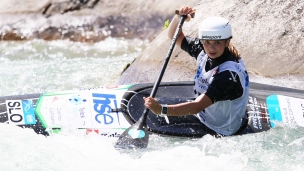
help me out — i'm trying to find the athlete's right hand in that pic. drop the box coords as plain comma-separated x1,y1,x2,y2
143,97,161,115
177,6,196,22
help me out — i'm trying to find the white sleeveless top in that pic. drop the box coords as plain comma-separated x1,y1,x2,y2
194,51,250,136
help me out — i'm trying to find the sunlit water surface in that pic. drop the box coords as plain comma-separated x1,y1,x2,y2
0,38,147,96
0,39,304,171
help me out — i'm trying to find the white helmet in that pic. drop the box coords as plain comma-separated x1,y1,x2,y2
198,17,232,40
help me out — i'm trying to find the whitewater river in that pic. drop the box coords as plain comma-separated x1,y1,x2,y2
0,39,304,171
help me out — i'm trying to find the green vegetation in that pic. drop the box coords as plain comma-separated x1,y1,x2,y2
163,19,170,29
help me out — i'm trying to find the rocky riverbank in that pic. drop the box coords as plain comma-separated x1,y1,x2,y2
0,0,200,42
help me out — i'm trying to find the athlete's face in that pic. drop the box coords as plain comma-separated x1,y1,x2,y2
202,40,229,59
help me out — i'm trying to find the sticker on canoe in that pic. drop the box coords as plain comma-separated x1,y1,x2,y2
266,95,304,127
35,87,132,131
6,99,36,125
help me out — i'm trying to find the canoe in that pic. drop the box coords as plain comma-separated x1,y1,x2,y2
1,81,304,137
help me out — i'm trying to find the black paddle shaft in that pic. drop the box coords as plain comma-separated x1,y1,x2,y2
140,15,187,123
115,15,188,149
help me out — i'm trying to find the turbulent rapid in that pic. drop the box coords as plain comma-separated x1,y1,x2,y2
0,38,304,171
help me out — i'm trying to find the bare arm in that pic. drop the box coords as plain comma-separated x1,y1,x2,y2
143,94,213,116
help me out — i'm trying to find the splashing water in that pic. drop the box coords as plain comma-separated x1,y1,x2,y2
0,37,304,171
0,38,149,96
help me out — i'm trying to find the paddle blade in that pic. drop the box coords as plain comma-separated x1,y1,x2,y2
115,122,149,149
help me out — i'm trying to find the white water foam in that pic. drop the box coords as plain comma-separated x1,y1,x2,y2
0,37,303,171
1,123,304,171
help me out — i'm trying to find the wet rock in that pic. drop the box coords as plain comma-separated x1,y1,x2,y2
118,0,304,84
0,0,200,42
42,0,100,17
